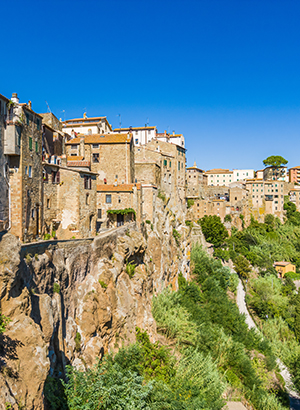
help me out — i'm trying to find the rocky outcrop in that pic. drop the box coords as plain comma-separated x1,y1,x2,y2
0,201,202,409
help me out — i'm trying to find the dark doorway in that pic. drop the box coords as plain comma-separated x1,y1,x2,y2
117,214,124,227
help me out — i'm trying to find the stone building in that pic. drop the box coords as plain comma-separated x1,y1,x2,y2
96,183,141,230
245,179,287,221
263,166,289,182
289,187,300,211
62,115,112,137
135,138,186,204
289,166,300,184
186,162,207,198
0,94,10,231
205,169,233,186
43,155,97,239
191,198,227,222
40,112,62,131
114,126,157,146
5,94,43,242
65,133,134,185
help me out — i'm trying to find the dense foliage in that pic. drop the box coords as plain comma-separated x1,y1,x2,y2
262,156,288,168
153,247,287,409
198,215,228,247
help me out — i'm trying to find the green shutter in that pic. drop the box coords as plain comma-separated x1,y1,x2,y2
29,137,33,150
35,141,38,152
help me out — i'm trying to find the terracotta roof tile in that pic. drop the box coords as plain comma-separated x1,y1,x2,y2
274,261,291,266
67,156,84,161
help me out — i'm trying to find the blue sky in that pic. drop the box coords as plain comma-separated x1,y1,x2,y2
1,0,300,170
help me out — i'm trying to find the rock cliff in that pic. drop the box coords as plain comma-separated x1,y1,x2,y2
0,200,204,409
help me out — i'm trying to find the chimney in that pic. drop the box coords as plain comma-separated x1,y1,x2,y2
80,136,85,157
11,93,19,104
172,131,175,136
164,130,167,136
28,100,32,110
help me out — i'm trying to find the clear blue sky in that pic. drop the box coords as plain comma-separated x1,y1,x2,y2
2,0,300,170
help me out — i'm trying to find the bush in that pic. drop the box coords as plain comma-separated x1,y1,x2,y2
234,254,251,278
53,283,60,294
199,215,228,247
187,199,194,209
125,261,136,278
43,233,51,240
284,271,300,280
99,280,108,289
172,228,181,247
145,220,151,224
224,214,232,223
74,332,81,352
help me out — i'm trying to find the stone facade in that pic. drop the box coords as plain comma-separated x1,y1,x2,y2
135,138,186,205
263,166,289,182
40,113,62,131
245,179,288,221
5,94,43,242
43,160,97,239
191,198,227,221
135,162,161,186
65,134,134,185
0,94,9,230
186,162,207,198
96,183,141,230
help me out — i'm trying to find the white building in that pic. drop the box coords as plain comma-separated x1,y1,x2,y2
62,115,112,137
232,169,255,182
205,169,233,186
114,126,157,146
156,131,185,148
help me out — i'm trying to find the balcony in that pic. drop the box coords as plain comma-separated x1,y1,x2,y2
4,124,21,155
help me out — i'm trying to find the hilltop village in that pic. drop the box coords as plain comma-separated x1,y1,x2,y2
0,92,299,242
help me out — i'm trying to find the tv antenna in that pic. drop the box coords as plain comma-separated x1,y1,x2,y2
45,101,52,114
62,110,65,122
117,114,122,128
146,117,149,126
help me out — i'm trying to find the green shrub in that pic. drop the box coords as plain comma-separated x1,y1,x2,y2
51,230,56,238
224,214,232,223
199,215,228,247
99,280,108,289
74,332,81,352
34,254,39,261
187,199,194,208
145,220,151,224
126,261,136,278
284,271,300,280
53,283,60,294
43,233,51,240
25,253,32,264
172,228,181,247
185,220,193,228
157,189,166,203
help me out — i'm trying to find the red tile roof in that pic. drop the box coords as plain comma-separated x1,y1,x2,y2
67,160,90,167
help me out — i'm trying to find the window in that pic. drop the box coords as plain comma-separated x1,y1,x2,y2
106,194,111,204
36,118,40,130
26,113,30,125
93,153,99,163
25,166,28,175
29,137,33,150
47,198,50,209
97,209,102,219
164,160,167,166
52,170,60,184
169,161,171,168
84,175,92,189
86,193,90,205
35,141,38,152
92,144,99,149
178,161,180,171
237,173,239,176
135,138,138,144
29,166,32,178
31,209,35,219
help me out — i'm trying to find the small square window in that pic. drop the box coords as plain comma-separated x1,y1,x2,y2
106,194,111,204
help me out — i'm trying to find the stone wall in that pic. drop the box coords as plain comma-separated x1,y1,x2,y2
135,162,161,185
0,96,9,228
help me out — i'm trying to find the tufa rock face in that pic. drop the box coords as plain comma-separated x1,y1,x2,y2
0,209,201,409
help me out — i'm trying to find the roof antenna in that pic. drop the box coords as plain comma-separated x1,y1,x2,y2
45,101,52,114
117,114,122,128
62,110,65,122
146,117,149,126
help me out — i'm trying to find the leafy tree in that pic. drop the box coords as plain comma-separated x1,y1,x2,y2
224,214,232,223
234,255,251,278
264,214,275,228
294,292,300,342
199,215,228,247
263,155,288,168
